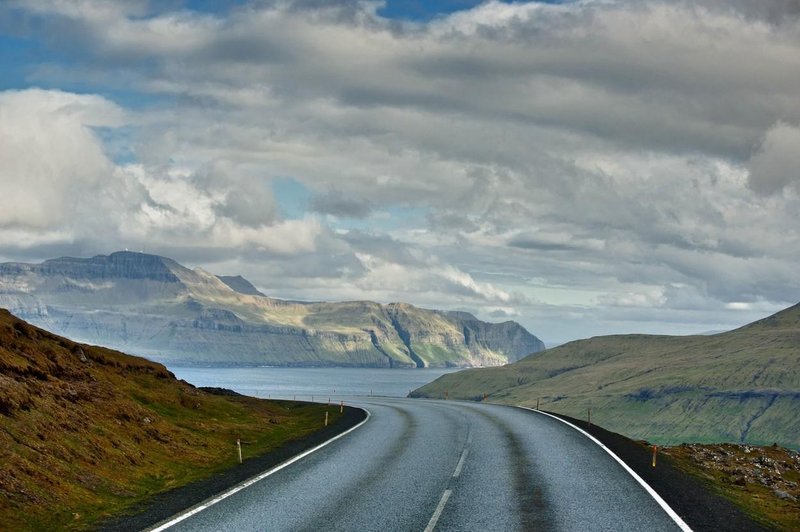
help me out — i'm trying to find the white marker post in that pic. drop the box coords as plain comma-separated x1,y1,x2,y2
324,411,329,427
237,437,242,464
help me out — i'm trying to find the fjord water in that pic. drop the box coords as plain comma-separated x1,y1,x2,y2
169,366,460,399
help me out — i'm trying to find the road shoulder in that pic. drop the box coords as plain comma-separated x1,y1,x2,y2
98,405,367,532
537,410,771,532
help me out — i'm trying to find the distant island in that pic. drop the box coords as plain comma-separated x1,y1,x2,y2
0,251,543,368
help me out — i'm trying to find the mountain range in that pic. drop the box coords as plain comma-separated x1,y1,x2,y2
413,302,800,448
0,251,543,368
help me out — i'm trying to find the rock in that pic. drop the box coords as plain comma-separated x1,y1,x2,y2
773,489,797,502
732,475,747,486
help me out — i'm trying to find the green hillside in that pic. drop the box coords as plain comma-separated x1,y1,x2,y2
0,310,341,531
413,303,800,448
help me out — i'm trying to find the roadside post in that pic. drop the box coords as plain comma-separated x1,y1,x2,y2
652,445,658,467
325,411,329,427
237,437,242,464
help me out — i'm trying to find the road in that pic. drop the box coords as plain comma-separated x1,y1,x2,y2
156,398,684,532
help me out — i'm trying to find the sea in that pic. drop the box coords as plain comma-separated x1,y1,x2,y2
168,366,460,400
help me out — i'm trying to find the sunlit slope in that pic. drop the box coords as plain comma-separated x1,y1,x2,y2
0,310,339,531
0,252,544,367
413,304,800,447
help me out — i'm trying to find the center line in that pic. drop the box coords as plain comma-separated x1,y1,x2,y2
452,447,469,478
424,489,452,532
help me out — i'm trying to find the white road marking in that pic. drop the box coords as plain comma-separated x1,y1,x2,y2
423,489,452,532
147,408,372,532
452,447,469,478
519,407,693,532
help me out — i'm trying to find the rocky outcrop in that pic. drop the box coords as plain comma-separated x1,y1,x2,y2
0,251,545,368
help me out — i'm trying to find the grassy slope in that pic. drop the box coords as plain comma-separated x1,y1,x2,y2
413,304,800,448
0,310,341,531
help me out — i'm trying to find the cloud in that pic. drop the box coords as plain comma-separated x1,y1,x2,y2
747,122,800,195
0,88,127,230
2,1,800,341
310,190,372,218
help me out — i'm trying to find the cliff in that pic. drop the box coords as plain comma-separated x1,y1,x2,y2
0,252,544,367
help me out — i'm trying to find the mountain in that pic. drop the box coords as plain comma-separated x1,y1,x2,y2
0,251,543,368
412,303,800,448
0,309,338,530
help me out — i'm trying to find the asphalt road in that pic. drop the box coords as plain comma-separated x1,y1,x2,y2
156,398,684,532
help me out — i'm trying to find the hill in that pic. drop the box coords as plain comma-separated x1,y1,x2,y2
0,251,544,368
412,303,800,448
0,309,342,530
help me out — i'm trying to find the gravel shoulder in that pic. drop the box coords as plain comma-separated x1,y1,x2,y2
543,410,772,531
97,405,367,532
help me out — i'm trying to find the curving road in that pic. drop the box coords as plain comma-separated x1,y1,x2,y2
154,398,685,532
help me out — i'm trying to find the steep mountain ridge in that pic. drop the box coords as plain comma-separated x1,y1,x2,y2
0,251,544,367
413,303,800,448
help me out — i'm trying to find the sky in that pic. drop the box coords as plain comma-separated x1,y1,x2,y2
1,0,800,344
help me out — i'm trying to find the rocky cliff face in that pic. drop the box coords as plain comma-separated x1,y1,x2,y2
0,251,544,368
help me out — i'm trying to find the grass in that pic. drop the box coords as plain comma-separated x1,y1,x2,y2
0,310,342,531
413,303,800,448
411,302,800,529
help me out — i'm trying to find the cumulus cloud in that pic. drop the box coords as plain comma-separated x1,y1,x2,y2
0,89,125,229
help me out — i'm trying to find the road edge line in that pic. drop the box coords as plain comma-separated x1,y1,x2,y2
146,407,372,532
517,406,693,532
